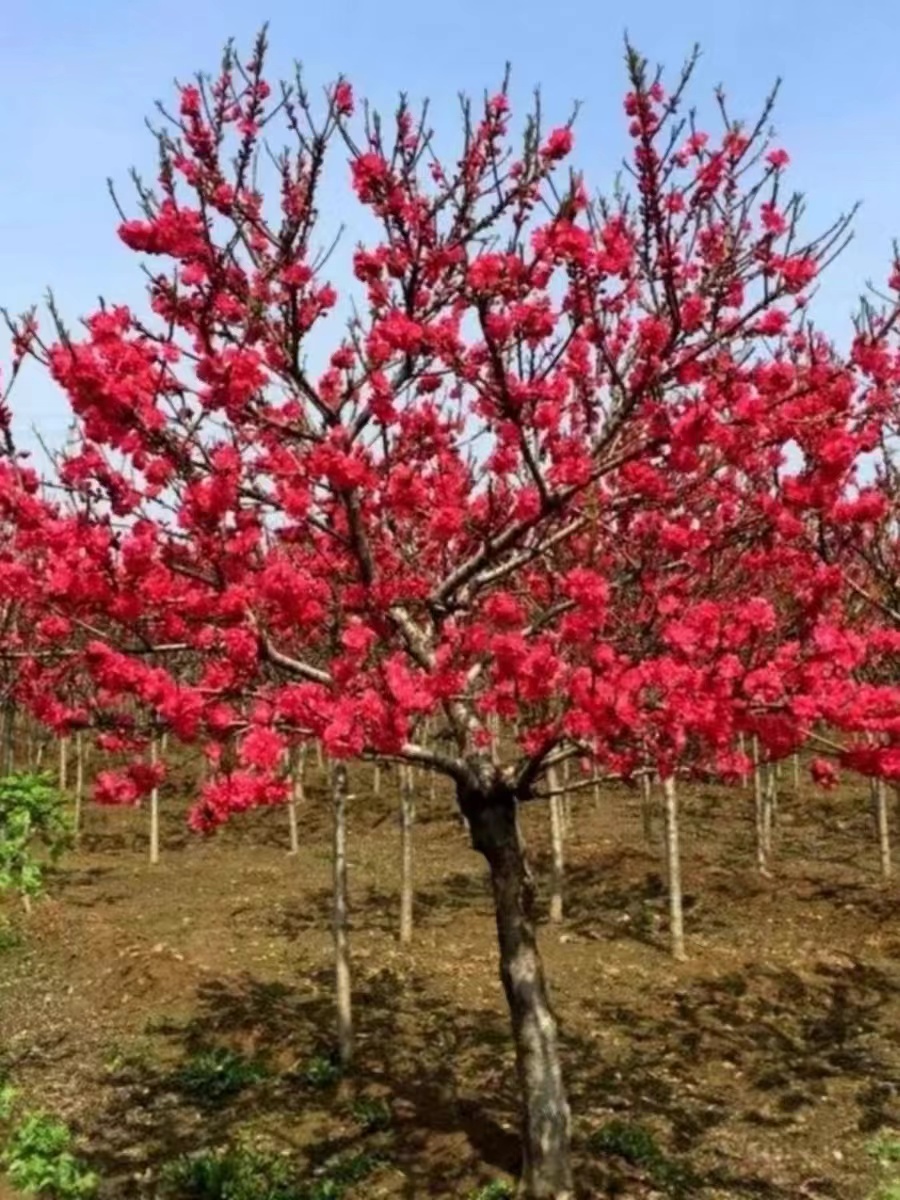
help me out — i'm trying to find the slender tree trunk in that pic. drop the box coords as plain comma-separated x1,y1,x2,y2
59,737,68,792
287,744,304,856
662,776,686,962
316,738,324,771
640,771,654,844
372,761,381,799
3,704,15,776
149,736,160,866
738,732,748,787
399,764,415,945
875,777,892,879
73,732,85,844
332,761,353,1066
547,766,565,924
763,762,776,860
752,737,771,877
561,758,572,836
461,779,573,1199
592,775,600,809
792,752,801,793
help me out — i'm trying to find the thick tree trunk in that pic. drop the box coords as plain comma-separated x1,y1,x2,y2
546,766,565,924
662,776,687,962
399,764,415,944
460,779,573,1199
332,761,353,1066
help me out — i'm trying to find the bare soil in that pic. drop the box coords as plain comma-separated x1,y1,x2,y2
1,759,900,1198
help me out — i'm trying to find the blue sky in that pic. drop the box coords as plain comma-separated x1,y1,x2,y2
3,0,899,456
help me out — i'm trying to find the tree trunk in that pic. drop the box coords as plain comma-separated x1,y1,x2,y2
460,779,573,1199
875,777,892,879
792,752,801,793
399,764,415,945
73,732,85,844
561,758,572,836
373,762,381,798
546,766,565,924
752,737,771,877
640,771,654,844
59,736,68,792
287,744,304,856
662,776,686,962
763,762,776,862
332,761,353,1066
149,736,160,866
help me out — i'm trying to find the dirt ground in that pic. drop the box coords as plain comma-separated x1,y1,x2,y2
1,758,899,1198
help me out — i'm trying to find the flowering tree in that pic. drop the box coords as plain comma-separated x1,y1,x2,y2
3,32,900,1196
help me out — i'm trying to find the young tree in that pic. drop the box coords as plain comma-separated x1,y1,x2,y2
4,32,900,1196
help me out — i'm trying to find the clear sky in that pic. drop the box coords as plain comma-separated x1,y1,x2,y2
3,0,899,455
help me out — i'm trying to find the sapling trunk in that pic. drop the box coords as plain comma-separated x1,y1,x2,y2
875,777,892,879
73,732,85,843
287,744,304,856
461,779,573,1199
547,766,565,924
149,736,160,866
561,758,572,835
752,737,771,877
792,751,801,793
373,761,381,798
662,776,687,962
763,761,776,860
399,763,415,945
332,761,353,1066
640,771,654,844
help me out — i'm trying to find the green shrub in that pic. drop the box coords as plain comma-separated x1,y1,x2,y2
349,1096,391,1133
868,1134,900,1199
1,1111,97,1199
302,1053,342,1090
162,1146,299,1199
174,1047,268,1102
303,1151,381,1200
588,1118,695,1196
469,1181,514,1200
162,1146,382,1200
0,773,70,904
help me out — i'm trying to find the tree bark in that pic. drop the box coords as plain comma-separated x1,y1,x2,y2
460,779,573,1199
399,763,415,944
752,737,771,877
546,766,565,924
57,734,67,792
662,776,687,962
287,744,304,856
875,777,892,879
149,736,160,865
640,771,654,844
73,732,85,844
332,761,353,1066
